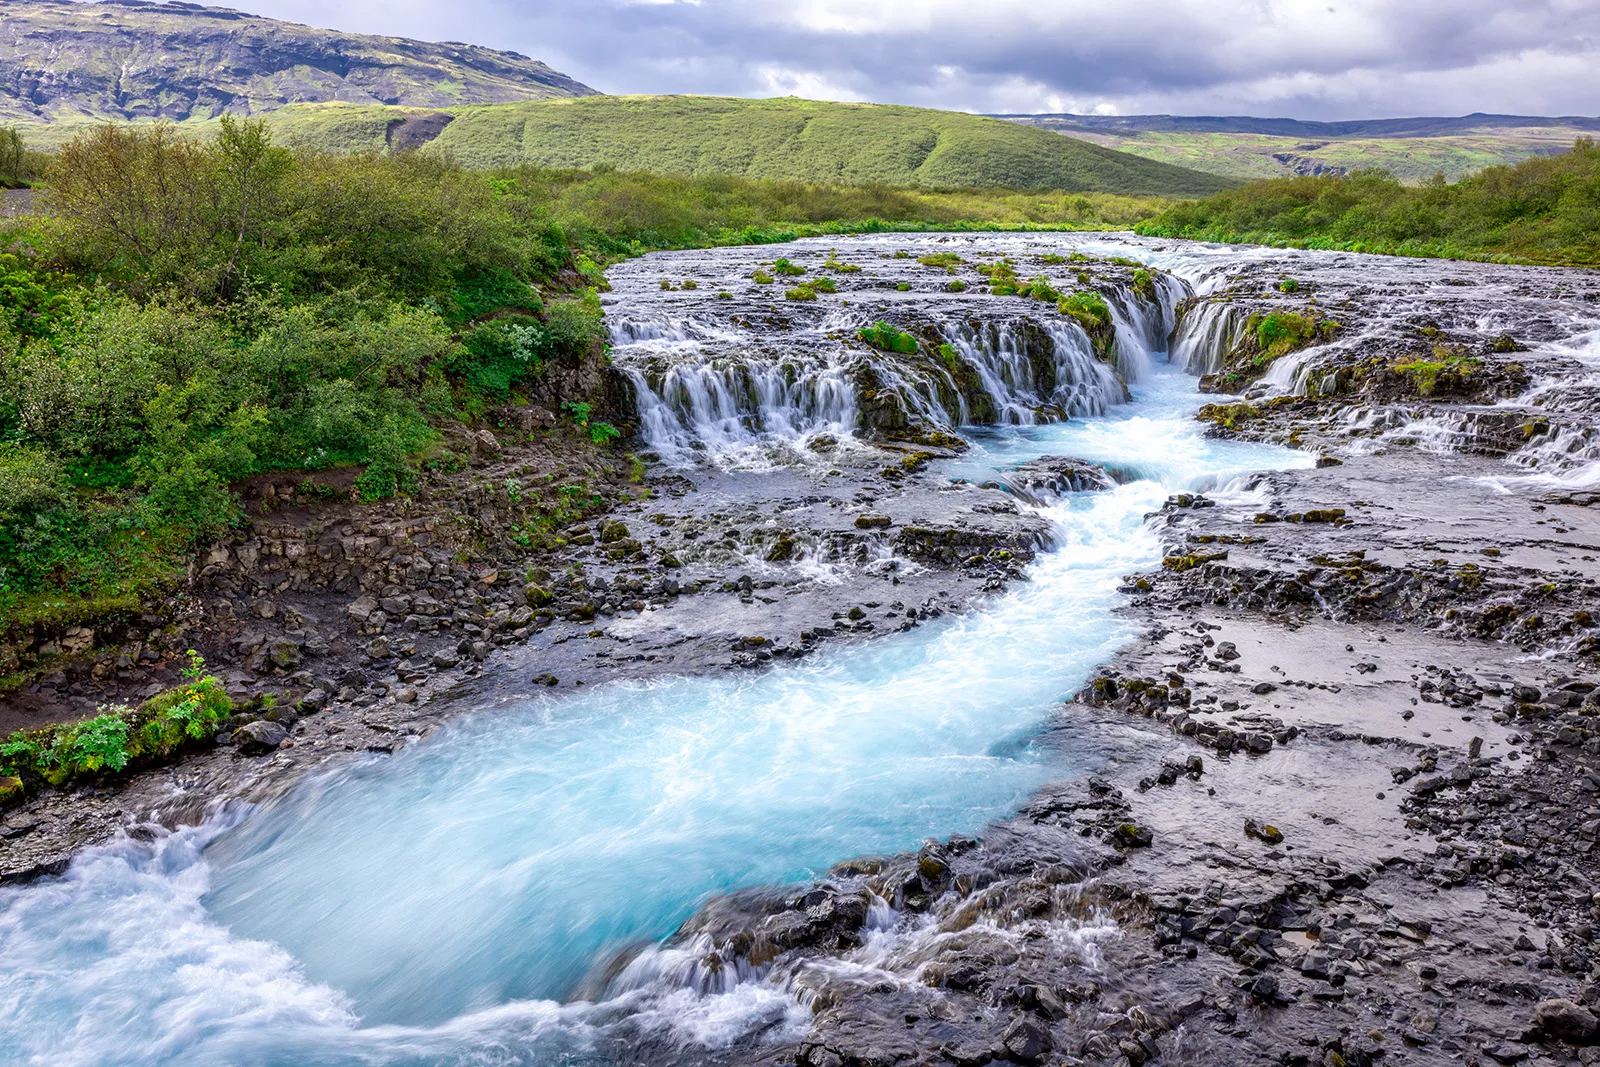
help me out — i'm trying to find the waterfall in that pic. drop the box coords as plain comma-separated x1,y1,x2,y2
608,248,1193,467
1169,300,1242,375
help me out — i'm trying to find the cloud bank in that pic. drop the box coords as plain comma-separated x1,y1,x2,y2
237,0,1600,118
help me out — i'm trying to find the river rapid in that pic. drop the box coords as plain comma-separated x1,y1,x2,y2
4,232,1594,1067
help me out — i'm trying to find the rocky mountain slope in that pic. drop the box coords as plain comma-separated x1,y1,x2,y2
0,0,596,123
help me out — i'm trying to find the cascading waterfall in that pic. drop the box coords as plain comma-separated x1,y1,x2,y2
1168,300,1242,375
608,242,1192,466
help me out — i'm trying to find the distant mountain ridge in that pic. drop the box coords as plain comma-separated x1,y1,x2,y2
996,112,1600,183
0,0,596,123
992,112,1600,139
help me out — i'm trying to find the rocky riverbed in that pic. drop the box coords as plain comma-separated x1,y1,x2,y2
4,234,1600,1067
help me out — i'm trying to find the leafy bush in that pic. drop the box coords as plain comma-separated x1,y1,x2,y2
811,277,838,293
1131,268,1155,297
1018,275,1059,302
0,126,48,187
1058,291,1111,331
1250,311,1319,362
752,269,775,284
772,257,806,276
858,321,919,354
947,279,967,292
784,285,817,300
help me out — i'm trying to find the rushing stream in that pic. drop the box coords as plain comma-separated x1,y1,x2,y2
1,235,1374,1066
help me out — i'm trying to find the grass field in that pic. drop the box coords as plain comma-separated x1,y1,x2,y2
17,96,1238,198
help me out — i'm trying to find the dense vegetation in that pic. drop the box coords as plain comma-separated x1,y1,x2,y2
418,97,1235,197
0,119,608,635
1136,138,1600,266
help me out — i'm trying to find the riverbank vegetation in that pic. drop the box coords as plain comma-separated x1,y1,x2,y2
0,650,229,796
1137,137,1600,266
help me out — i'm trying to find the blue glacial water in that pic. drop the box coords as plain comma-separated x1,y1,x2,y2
0,358,1309,1066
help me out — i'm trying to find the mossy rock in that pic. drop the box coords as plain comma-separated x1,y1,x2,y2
0,775,21,805
599,521,631,543
525,585,554,607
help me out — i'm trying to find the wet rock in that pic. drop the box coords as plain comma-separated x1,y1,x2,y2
1000,1016,1052,1064
1110,823,1153,848
1537,999,1599,1043
533,672,559,687
233,719,287,754
1215,641,1240,661
1245,818,1285,844
854,514,892,529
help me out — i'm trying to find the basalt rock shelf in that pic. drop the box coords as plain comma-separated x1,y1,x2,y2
3,234,1600,1067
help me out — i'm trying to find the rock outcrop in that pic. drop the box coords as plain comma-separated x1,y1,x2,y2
0,0,597,125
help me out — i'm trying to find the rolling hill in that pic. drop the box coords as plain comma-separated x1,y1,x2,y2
0,0,596,124
998,112,1600,183
414,96,1238,196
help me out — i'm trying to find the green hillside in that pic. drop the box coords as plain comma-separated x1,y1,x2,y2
1003,115,1595,184
422,97,1236,196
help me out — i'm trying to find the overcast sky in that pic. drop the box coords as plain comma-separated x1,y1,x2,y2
239,0,1600,119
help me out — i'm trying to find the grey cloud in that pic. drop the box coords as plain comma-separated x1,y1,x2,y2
239,0,1600,118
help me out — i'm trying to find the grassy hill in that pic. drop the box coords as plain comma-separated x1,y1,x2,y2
0,0,595,125
414,96,1235,196
1000,113,1599,184
20,95,1236,196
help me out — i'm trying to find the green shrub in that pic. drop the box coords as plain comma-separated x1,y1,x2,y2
947,279,967,292
896,282,912,291
858,321,919,354
1058,291,1111,331
785,285,817,300
588,420,621,445
772,257,806,276
1131,268,1155,297
1019,275,1059,302
1278,277,1299,293
811,277,838,293
1250,311,1319,362
937,342,961,371
752,269,775,284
